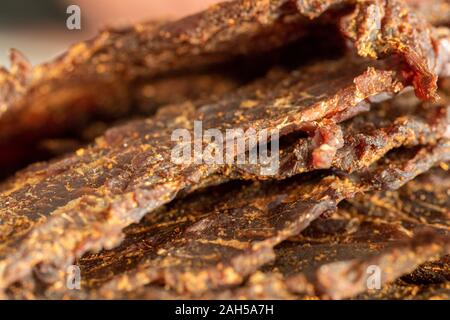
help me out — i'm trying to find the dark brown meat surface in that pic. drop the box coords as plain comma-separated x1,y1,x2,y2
0,0,447,174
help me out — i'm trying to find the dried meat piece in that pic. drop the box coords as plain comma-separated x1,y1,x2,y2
90,162,450,301
240,89,450,178
339,0,439,100
7,271,297,300
0,0,312,146
0,26,347,176
355,251,449,299
27,249,448,300
6,145,450,300
124,272,298,300
0,54,417,293
1,0,448,300
401,255,450,284
0,0,445,153
278,215,449,299
0,69,241,178
347,166,450,232
6,52,450,296
309,0,447,99
69,141,450,298
256,166,450,299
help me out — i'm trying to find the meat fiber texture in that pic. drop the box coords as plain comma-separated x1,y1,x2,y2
4,95,450,298
0,0,449,171
10,148,449,299
0,0,450,300
1,53,448,295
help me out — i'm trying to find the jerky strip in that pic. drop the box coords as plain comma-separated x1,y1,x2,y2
111,166,450,300
63,141,450,300
347,166,450,232
0,54,416,293
0,0,444,147
94,141,449,295
0,0,310,144
263,166,450,299
110,272,298,300
0,69,241,178
0,27,347,176
354,254,450,300
7,149,450,300
81,104,448,287
239,89,450,177
114,274,450,300
7,270,297,300
402,255,450,284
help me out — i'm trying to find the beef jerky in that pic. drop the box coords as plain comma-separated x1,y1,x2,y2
84,164,450,302
300,0,446,99
60,141,449,298
122,166,450,301
0,0,310,145
0,27,348,177
273,216,448,299
0,0,446,298
402,255,450,284
0,53,419,294
347,165,450,233
6,148,450,300
0,25,348,178
0,69,240,178
0,56,410,191
0,0,445,151
2,48,450,294
355,249,449,299
7,270,297,300
116,272,298,300
24,258,449,300
253,166,450,299
240,89,450,177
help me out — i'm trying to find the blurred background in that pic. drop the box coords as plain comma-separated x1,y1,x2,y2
0,0,221,66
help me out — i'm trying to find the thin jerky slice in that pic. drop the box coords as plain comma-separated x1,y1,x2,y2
0,54,415,293
240,89,450,177
401,255,450,284
7,271,297,300
115,272,298,300
0,69,241,178
260,167,450,299
347,166,450,232
80,141,450,298
0,0,311,144
8,144,450,300
3,60,450,296
57,165,450,301
0,27,348,177
0,29,347,176
0,0,444,149
0,0,446,298
32,259,449,300
300,0,443,99
355,250,449,299
41,129,450,296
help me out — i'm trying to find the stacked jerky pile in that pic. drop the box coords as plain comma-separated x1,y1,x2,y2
0,0,449,300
